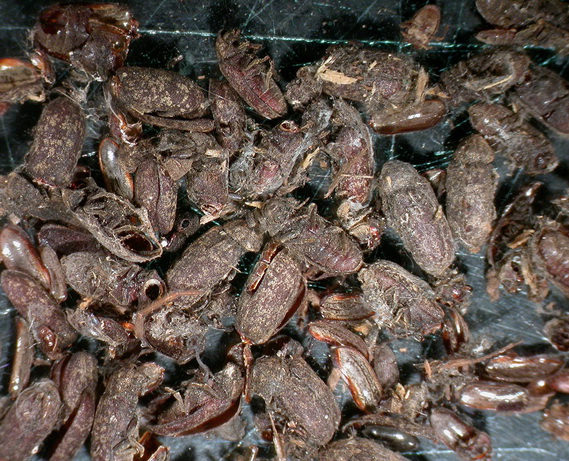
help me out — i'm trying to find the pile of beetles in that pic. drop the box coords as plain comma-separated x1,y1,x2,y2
0,1,569,460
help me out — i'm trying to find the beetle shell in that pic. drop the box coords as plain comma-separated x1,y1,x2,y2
446,134,498,253
236,244,306,345
0,379,61,461
469,103,558,176
91,363,164,461
24,97,85,187
379,160,455,276
112,66,208,119
33,4,139,80
63,184,163,263
251,354,341,446
457,380,529,412
317,437,407,461
484,352,564,383
542,402,569,441
401,5,441,49
430,408,492,461
1,270,77,359
359,260,444,336
216,29,287,120
332,346,383,413
308,320,370,359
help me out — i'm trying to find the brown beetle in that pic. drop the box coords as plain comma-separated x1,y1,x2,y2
216,29,287,120
379,160,455,276
400,5,442,49
236,242,306,345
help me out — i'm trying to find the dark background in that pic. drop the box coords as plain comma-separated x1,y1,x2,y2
0,0,569,460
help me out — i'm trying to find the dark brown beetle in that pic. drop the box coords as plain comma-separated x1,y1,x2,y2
236,242,306,345
360,425,420,452
512,66,569,135
0,379,61,461
469,103,558,176
371,343,400,391
216,29,287,120
317,437,407,461
0,54,52,106
325,99,376,239
209,79,247,153
49,352,98,461
166,219,263,305
1,270,77,359
185,140,233,224
359,260,444,336
446,134,498,253
66,307,139,360
91,362,164,461
250,352,341,448
529,219,569,298
148,362,243,437
475,0,569,55
379,160,455,276
257,196,363,277
62,251,165,311
132,290,231,364
486,182,544,301
134,157,177,235
439,50,529,107
33,3,139,80
285,45,445,134
430,408,492,461
24,97,86,188
110,67,210,130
